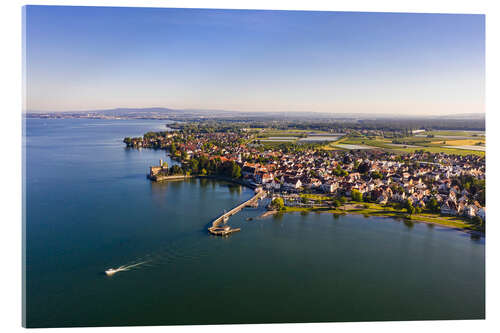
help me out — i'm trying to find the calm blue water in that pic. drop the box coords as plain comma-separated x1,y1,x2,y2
24,118,485,327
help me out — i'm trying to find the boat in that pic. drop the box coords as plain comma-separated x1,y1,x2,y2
209,225,240,236
104,261,149,276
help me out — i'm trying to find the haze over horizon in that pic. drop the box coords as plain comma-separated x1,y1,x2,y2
25,6,484,115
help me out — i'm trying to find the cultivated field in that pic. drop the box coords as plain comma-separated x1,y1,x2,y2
254,129,485,156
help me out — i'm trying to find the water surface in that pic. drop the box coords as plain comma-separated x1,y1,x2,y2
24,118,485,327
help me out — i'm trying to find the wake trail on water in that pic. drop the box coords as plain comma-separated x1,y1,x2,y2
120,261,150,270
105,235,212,276
105,260,150,276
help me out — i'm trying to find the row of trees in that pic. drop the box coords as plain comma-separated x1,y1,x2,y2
167,155,242,179
169,122,248,134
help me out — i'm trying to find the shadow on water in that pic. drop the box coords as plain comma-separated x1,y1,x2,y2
403,220,415,229
470,233,483,241
273,212,284,222
227,184,243,195
427,224,485,241
198,177,209,188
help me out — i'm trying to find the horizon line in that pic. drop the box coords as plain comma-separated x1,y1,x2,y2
24,106,485,118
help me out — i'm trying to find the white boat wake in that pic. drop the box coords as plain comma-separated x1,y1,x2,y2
103,235,209,277
105,261,149,276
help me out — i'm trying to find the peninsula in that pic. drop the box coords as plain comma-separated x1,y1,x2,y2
124,120,485,234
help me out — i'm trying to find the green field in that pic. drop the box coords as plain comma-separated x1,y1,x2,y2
251,129,485,156
323,135,485,156
423,130,485,137
257,129,331,138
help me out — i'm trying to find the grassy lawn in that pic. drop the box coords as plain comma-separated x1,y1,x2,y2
282,201,480,231
300,193,331,201
405,213,478,229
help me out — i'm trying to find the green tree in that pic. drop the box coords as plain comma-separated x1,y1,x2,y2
231,163,242,179
471,215,483,225
169,164,183,175
405,199,416,215
351,189,363,202
190,159,199,174
426,197,439,213
357,162,370,174
271,197,285,211
170,143,177,155
144,131,158,139
181,150,188,160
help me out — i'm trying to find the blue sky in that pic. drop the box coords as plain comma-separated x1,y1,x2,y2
24,6,485,114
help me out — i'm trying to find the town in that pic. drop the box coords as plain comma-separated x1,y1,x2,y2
124,122,486,232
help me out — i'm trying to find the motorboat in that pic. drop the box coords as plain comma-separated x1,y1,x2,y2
105,261,148,276
105,268,119,276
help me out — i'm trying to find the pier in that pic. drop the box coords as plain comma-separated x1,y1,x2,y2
208,189,266,236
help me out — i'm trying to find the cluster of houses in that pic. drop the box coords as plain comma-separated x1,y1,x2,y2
134,130,486,221
239,152,485,220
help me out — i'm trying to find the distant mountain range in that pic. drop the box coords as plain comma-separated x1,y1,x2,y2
26,107,485,120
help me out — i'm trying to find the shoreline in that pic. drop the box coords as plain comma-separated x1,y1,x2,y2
147,155,483,237
257,210,278,219
152,172,483,237
259,206,484,237
151,173,258,190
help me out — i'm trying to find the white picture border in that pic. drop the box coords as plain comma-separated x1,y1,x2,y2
2,1,498,332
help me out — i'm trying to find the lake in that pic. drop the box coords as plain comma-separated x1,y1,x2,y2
24,118,485,327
